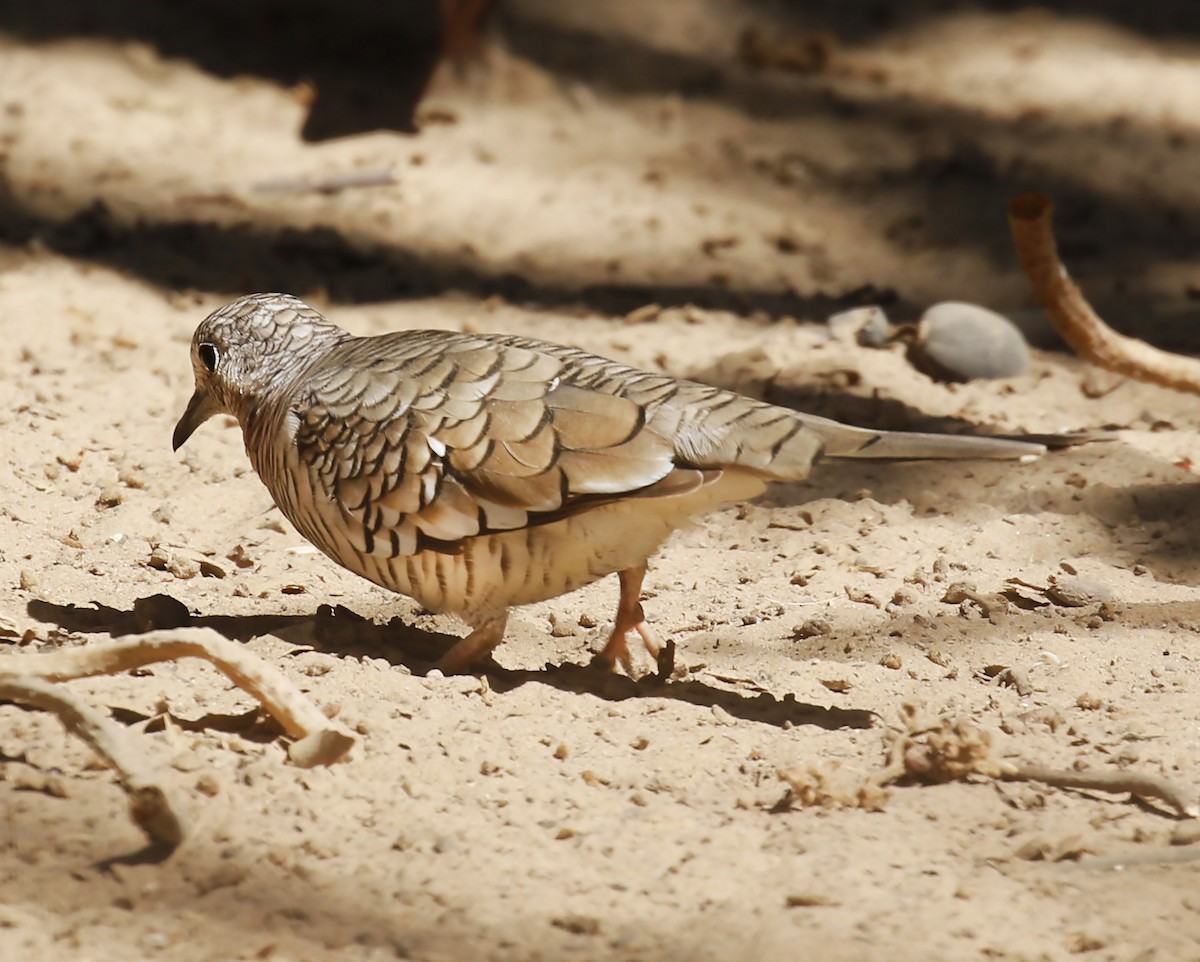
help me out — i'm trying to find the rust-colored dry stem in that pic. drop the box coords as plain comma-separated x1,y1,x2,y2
1008,192,1200,394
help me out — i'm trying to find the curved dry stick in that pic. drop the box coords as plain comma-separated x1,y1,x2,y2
1,628,355,767
0,675,185,847
1002,764,1198,819
1008,192,1200,394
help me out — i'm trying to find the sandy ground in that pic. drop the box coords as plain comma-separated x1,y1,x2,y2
3,3,1200,960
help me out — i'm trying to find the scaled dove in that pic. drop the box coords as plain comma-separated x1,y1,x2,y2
174,293,1042,674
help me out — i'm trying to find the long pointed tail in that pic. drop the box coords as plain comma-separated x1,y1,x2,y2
799,411,1045,462
667,384,1045,482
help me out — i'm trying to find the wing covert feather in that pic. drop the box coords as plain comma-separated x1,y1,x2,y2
293,334,685,558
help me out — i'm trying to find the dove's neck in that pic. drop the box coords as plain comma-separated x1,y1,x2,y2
235,329,345,440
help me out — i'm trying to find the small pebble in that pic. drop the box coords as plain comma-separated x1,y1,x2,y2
96,486,124,508
1046,575,1111,608
198,559,226,579
908,302,1031,382
195,774,220,797
827,305,890,347
551,914,601,936
547,613,576,638
711,704,735,725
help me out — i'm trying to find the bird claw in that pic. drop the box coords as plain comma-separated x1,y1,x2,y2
592,616,664,679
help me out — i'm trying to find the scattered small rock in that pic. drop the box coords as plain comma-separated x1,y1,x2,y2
623,303,662,325
551,914,600,936
197,558,226,579
1080,368,1126,398
844,586,882,607
827,305,890,347
195,774,220,797
792,618,832,640
1046,575,1111,608
96,485,124,508
711,704,735,725
13,771,68,797
226,544,255,568
547,613,576,638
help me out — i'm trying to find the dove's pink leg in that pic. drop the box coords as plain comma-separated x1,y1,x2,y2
593,564,662,675
436,612,508,674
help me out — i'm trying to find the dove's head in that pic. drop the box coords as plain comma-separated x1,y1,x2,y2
173,293,346,450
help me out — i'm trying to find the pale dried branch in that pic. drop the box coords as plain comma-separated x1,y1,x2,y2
0,674,184,847
779,704,1197,817
1001,765,1198,818
1,627,355,767
878,707,1197,817
1008,191,1200,394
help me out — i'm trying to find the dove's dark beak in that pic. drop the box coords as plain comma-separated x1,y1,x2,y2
173,389,218,451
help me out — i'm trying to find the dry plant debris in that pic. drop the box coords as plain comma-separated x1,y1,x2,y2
1009,191,1200,394
0,674,184,848
780,703,1198,818
0,627,356,849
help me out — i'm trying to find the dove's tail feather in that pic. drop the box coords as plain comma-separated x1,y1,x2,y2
664,384,1044,483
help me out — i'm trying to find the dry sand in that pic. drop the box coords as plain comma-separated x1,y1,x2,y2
2,3,1200,960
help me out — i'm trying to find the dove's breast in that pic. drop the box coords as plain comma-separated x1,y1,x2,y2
263,436,765,620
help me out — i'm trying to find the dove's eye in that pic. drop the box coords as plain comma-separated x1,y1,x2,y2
198,343,219,371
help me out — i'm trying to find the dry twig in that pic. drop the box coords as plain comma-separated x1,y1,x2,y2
779,703,1198,817
1000,765,1198,818
1008,192,1200,393
1,628,355,768
0,674,184,848
1,627,356,848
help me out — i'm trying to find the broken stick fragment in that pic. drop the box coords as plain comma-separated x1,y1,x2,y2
0,674,185,848
1008,191,1200,394
1001,764,1199,819
0,627,356,767
1,627,357,848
